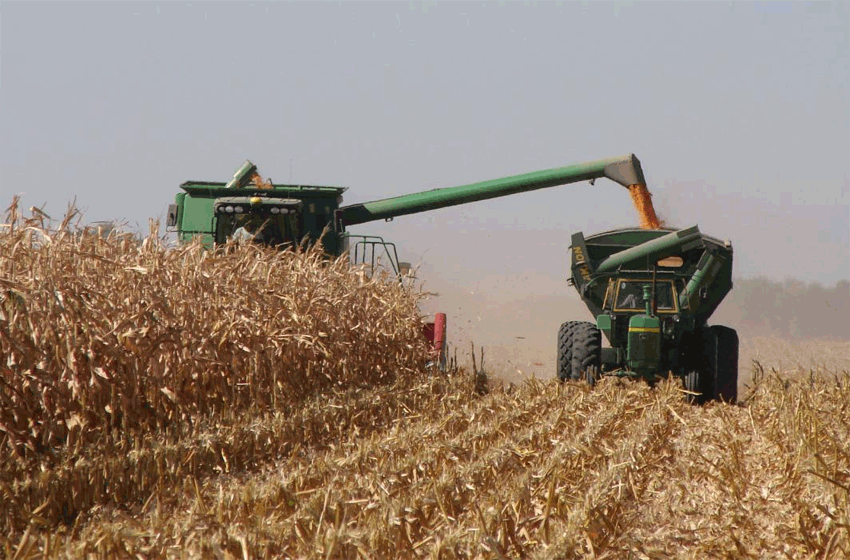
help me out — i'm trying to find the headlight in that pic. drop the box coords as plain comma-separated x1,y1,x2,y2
270,207,279,214
225,205,234,213
234,206,244,213
663,316,679,337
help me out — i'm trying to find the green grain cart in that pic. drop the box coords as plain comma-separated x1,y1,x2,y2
563,225,738,403
167,155,737,402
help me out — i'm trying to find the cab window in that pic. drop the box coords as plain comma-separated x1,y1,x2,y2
217,212,300,247
614,280,677,312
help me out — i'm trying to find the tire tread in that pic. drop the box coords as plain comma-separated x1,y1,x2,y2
571,322,601,384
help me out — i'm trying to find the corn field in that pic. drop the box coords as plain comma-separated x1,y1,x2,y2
1,201,848,559
0,200,428,541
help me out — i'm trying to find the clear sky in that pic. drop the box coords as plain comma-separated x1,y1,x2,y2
2,1,848,292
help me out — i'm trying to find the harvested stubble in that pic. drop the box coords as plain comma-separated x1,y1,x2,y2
26,365,849,559
0,200,429,536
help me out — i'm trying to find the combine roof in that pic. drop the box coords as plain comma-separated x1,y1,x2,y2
180,181,347,198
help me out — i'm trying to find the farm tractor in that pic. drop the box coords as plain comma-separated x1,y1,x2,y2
166,154,737,402
562,225,737,403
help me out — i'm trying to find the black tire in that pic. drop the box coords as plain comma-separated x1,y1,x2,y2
571,322,602,385
707,325,739,403
585,365,600,387
682,328,714,404
684,369,710,404
556,321,580,381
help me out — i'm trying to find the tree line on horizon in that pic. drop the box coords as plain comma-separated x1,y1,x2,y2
716,277,849,340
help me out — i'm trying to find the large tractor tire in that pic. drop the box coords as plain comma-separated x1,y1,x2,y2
683,369,711,404
684,326,739,404
683,329,714,404
707,325,739,403
556,321,580,381
571,322,602,385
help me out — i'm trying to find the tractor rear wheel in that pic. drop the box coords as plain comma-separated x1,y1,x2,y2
571,322,602,385
707,325,739,403
683,326,739,404
557,321,580,381
684,369,710,404
683,329,714,404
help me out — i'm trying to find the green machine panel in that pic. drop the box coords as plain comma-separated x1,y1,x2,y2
627,314,661,373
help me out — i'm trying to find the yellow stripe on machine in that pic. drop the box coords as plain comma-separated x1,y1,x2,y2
629,327,660,333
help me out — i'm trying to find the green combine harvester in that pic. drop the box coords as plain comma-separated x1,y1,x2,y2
167,154,737,403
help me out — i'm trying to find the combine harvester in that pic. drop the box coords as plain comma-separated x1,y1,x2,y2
167,154,737,403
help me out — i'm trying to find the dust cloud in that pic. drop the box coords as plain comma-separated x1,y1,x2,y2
418,277,592,383
418,274,849,384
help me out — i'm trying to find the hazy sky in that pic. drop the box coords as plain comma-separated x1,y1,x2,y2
2,1,848,293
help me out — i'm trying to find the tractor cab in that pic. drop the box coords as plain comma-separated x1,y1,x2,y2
607,278,679,314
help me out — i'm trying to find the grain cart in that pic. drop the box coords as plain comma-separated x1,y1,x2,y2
560,226,738,403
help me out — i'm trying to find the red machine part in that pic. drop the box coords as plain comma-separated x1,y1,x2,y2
422,312,448,369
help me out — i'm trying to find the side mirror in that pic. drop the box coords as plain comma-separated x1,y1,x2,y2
398,262,412,276
166,204,179,228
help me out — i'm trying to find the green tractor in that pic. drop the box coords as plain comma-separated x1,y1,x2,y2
166,155,737,402
561,225,738,403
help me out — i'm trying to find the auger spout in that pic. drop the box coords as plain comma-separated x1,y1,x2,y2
337,154,646,227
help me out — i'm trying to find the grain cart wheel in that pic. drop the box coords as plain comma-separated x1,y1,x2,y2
684,370,710,404
683,330,716,404
707,325,739,403
556,321,580,381
571,322,601,385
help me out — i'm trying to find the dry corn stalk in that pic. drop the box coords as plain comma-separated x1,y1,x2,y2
0,199,429,464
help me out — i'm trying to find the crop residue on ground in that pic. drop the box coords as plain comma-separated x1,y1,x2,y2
1,202,847,559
